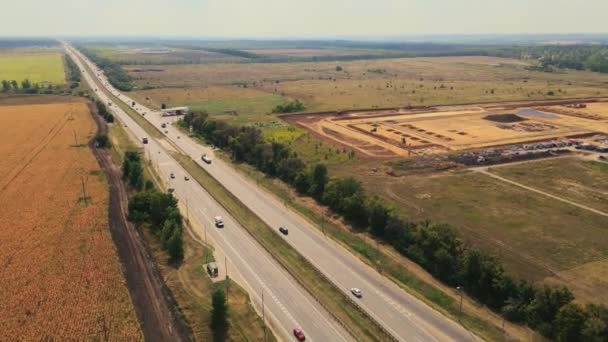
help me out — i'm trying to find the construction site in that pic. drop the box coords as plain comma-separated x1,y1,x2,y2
283,98,608,159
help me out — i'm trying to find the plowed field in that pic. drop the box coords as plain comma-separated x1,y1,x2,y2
0,101,142,340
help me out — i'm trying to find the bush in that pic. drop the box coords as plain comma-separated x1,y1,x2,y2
94,133,111,148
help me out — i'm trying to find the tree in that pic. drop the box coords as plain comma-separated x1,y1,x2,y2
309,164,328,200
582,304,608,341
21,79,31,89
211,288,229,342
161,103,167,109
10,80,17,89
1,80,10,92
166,225,184,262
94,133,111,148
368,197,391,237
554,303,588,341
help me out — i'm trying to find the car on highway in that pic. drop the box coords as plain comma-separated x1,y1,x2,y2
142,137,148,144
293,327,306,341
214,216,224,228
164,130,168,134
279,226,289,235
202,154,212,164
170,172,175,179
184,176,190,181
351,288,362,298
161,123,166,128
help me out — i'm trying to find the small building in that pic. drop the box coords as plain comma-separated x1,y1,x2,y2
161,106,190,117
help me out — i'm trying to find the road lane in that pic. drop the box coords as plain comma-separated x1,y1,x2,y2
69,43,479,342
67,44,352,342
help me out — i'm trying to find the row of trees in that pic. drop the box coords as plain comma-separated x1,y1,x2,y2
65,54,81,83
76,46,134,91
123,151,184,262
1,79,48,94
271,100,305,113
181,110,608,340
95,100,114,123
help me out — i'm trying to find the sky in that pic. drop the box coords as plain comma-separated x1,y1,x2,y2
5,0,608,38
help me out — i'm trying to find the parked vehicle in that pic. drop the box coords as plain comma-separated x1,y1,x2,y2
214,216,224,228
207,262,219,277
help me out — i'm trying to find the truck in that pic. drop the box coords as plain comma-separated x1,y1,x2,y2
202,154,212,164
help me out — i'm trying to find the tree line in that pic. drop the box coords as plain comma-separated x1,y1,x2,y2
95,100,114,123
271,100,305,113
76,45,134,91
181,110,608,340
123,151,184,262
1,78,52,94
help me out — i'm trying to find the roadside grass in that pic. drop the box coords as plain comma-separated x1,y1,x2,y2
170,151,394,342
227,162,527,342
491,157,608,213
0,52,66,84
131,86,288,125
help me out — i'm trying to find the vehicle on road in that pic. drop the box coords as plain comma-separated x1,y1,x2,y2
214,216,224,228
170,172,175,179
161,123,166,128
164,130,168,134
142,137,148,144
293,327,306,341
279,226,289,235
351,288,362,298
202,154,212,164
184,176,190,181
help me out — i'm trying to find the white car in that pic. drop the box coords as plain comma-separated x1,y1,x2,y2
214,216,224,228
351,288,362,298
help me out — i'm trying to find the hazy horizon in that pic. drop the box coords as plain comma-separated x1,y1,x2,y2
5,0,608,38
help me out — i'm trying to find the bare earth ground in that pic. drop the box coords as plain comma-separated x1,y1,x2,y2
0,100,142,340
90,109,191,341
284,98,608,159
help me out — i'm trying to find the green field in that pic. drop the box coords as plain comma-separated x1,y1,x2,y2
0,52,65,85
492,158,608,213
329,159,608,304
125,55,608,113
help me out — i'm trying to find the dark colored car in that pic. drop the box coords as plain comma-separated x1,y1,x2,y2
279,226,289,235
293,328,306,341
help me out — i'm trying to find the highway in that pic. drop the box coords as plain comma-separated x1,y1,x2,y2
68,43,480,342
66,44,352,342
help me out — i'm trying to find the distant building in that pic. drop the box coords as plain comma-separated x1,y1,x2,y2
161,106,189,117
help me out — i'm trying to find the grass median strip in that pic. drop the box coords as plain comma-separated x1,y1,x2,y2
170,151,395,342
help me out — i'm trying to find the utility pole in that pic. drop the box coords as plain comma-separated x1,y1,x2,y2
262,289,266,342
456,286,464,320
225,256,228,280
81,175,88,205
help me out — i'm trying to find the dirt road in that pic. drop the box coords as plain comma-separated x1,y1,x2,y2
475,168,608,218
89,105,192,341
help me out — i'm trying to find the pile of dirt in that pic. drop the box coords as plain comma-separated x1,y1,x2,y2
483,113,527,123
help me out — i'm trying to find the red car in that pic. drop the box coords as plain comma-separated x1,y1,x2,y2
293,327,306,341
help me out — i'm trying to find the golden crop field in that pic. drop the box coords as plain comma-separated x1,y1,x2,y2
0,101,142,340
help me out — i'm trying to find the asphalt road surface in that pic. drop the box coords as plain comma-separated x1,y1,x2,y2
66,45,352,342
67,43,479,342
